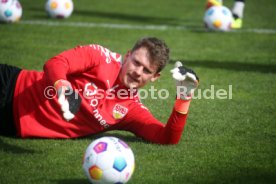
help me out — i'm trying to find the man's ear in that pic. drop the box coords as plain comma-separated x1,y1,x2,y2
123,50,131,63
150,73,161,82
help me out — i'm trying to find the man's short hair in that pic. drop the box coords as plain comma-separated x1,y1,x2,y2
131,37,170,73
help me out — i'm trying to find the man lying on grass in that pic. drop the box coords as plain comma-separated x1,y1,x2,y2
0,37,199,144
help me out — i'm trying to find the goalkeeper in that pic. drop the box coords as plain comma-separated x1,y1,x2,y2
0,37,199,144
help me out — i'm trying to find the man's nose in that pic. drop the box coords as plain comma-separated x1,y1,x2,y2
134,66,143,76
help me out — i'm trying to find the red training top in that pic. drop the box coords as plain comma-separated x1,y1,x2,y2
13,44,189,144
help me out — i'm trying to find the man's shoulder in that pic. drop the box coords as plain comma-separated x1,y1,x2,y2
82,44,122,64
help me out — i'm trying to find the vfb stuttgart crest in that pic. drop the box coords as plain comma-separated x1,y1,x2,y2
113,104,128,120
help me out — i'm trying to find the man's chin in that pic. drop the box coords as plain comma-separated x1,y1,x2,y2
123,78,139,89
127,83,139,89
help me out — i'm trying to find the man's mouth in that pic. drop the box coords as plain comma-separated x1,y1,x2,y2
128,74,139,83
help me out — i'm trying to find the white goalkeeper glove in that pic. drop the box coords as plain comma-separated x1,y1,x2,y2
170,61,199,100
54,79,81,121
170,61,199,114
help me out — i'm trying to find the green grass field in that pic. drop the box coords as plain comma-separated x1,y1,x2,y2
1,0,276,183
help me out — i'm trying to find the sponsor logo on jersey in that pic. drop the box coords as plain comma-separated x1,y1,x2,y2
84,82,98,98
113,104,128,120
92,109,109,128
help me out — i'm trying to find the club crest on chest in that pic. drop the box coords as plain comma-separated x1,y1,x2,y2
113,104,128,120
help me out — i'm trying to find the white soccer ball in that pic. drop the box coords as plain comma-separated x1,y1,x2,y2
83,137,135,184
204,5,233,32
45,0,73,19
0,0,22,23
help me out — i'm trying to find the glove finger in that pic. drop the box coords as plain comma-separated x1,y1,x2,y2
186,72,198,83
63,111,75,121
172,72,186,81
58,93,66,105
175,61,183,68
170,67,177,74
61,99,70,112
170,67,187,81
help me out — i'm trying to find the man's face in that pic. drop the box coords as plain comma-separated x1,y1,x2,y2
119,47,160,89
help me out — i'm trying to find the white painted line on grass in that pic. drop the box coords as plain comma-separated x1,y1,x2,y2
20,20,276,34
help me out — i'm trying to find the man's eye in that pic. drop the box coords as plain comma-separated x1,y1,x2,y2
143,69,152,74
133,60,139,66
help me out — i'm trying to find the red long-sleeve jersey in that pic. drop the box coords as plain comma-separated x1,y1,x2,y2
13,44,189,144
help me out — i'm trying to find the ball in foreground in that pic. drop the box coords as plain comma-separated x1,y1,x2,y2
83,137,135,184
204,5,233,32
0,0,22,23
45,0,73,19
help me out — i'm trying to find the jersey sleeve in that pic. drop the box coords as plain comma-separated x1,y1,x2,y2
43,44,104,85
114,102,189,144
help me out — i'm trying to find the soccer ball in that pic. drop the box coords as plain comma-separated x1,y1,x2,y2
45,0,74,19
204,5,233,31
83,137,135,184
0,0,22,23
